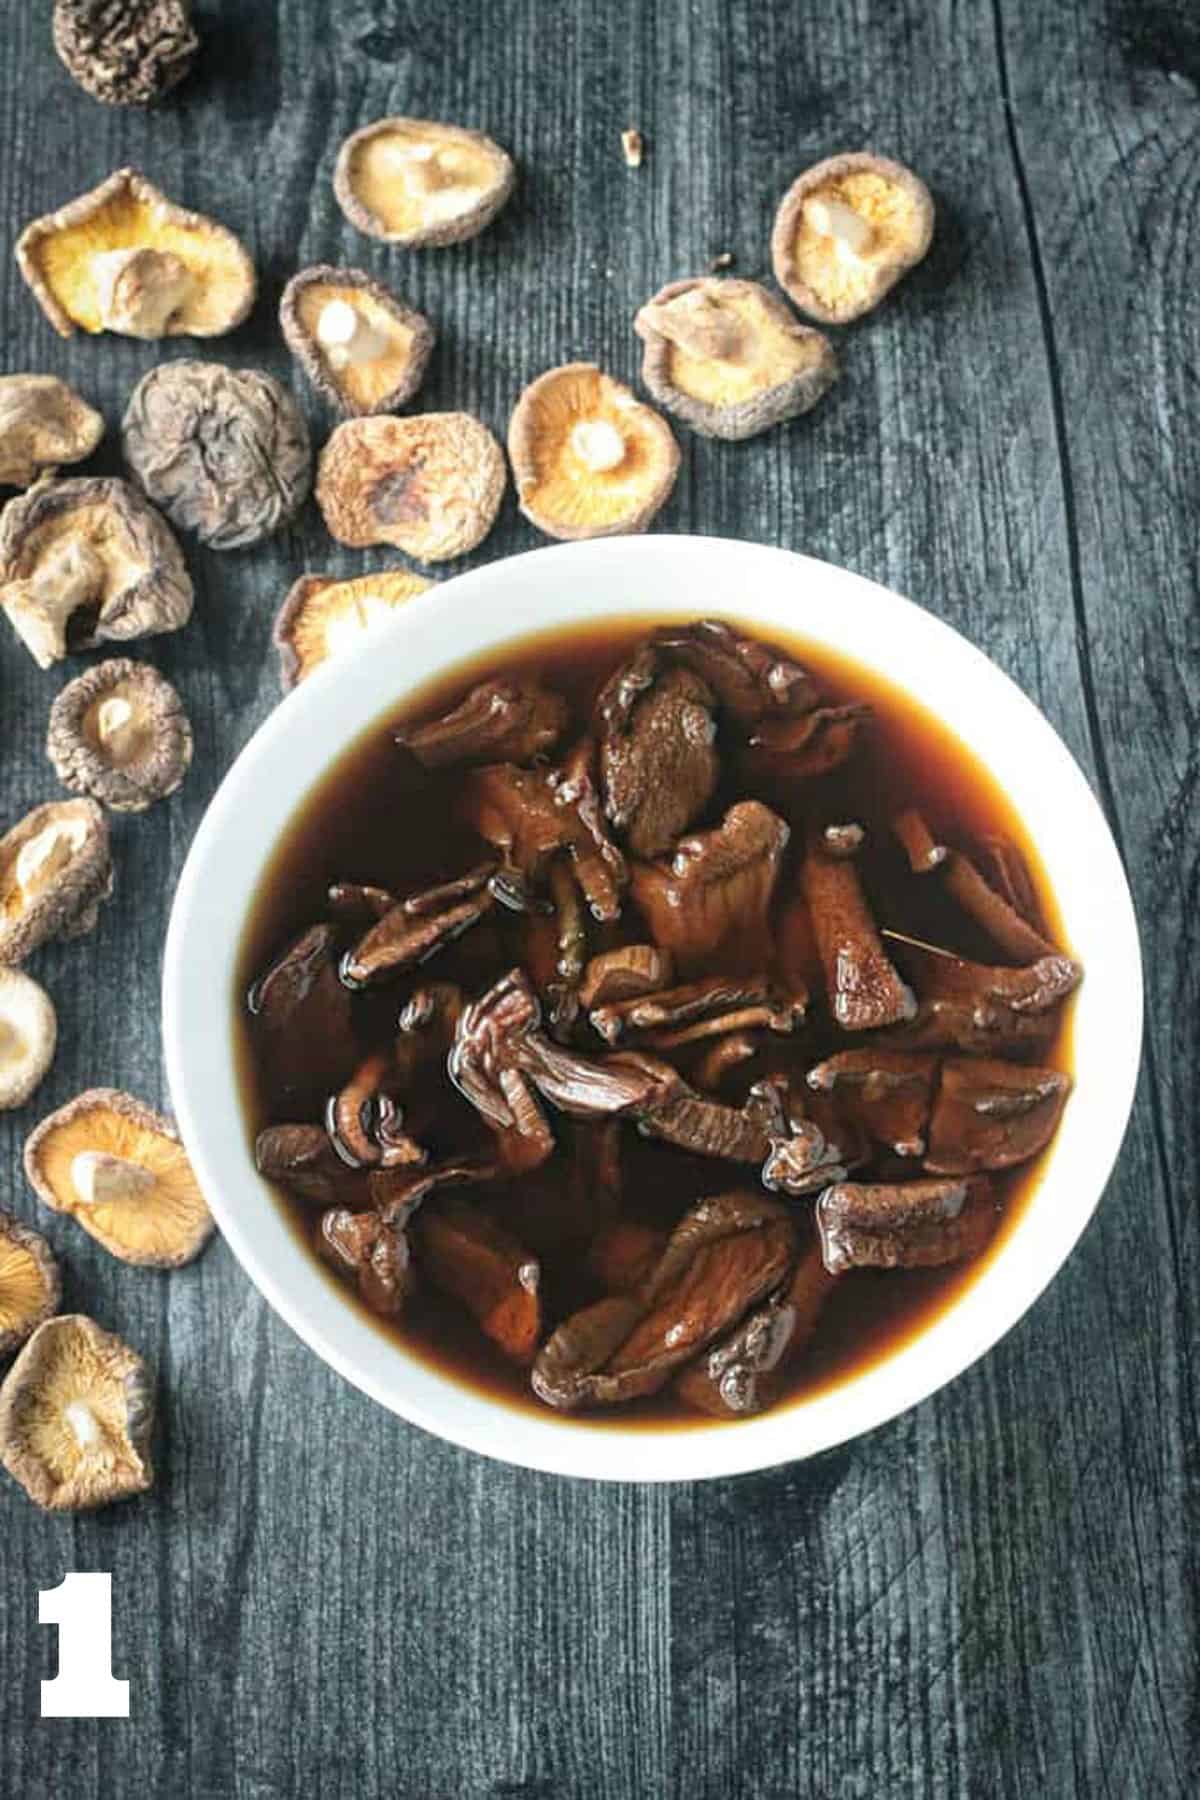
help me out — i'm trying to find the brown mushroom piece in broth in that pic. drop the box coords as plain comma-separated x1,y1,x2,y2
799,831,916,1031
399,678,569,770
816,1177,997,1274
925,1060,1072,1175
631,801,790,972
595,644,720,859
807,1048,938,1159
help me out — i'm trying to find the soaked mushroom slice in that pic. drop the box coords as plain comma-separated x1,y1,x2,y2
587,1220,667,1296
635,276,838,440
17,167,255,339
771,152,934,325
246,923,359,1111
0,799,112,964
326,1051,427,1170
341,867,497,988
878,941,1082,1055
326,881,396,927
816,1176,996,1274
0,1210,60,1355
53,1,199,106
631,801,790,971
925,1059,1071,1174
589,974,805,1049
316,413,506,562
318,1207,413,1318
692,1031,758,1093
577,944,673,1009
25,1088,214,1268
399,678,569,770
976,836,1046,933
255,1124,369,1209
0,476,192,668
0,1315,154,1511
47,658,192,812
508,364,680,541
800,834,916,1031
281,265,434,416
639,1071,845,1194
595,646,719,858
0,376,103,489
893,811,1058,962
274,570,434,688
0,970,57,1109
675,1238,837,1418
413,1198,541,1365
465,750,628,922
368,1152,499,1224
334,116,515,248
649,619,820,725
892,807,947,873
807,1049,938,1158
744,704,871,780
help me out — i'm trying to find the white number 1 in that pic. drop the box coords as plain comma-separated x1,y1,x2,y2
39,1573,130,1718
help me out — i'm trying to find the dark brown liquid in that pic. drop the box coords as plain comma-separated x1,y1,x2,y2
235,616,1074,1431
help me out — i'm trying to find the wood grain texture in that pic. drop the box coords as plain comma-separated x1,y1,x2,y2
0,0,1195,1794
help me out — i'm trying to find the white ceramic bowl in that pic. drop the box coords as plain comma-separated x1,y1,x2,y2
163,536,1142,1482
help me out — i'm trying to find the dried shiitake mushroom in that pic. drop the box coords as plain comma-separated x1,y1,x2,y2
634,277,838,440
334,117,515,248
25,1089,213,1268
16,168,255,340
274,569,434,688
0,376,104,489
47,658,193,811
280,266,434,417
0,971,58,1109
123,362,312,550
771,152,934,325
0,799,112,964
508,363,680,540
0,1315,154,1511
0,1211,60,1355
315,413,505,562
54,1,199,107
0,476,193,669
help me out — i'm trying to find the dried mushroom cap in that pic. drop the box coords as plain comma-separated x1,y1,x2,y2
47,658,193,811
0,1210,60,1355
0,970,58,1109
0,377,104,489
508,363,680,541
25,1088,213,1268
123,362,312,550
634,278,838,440
0,476,192,669
0,1315,153,1510
316,413,506,562
54,1,199,107
0,799,112,963
771,152,934,325
280,265,435,417
334,117,515,248
16,167,255,340
274,569,434,688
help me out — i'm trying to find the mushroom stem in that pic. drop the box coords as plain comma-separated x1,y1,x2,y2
64,1399,101,1449
806,196,874,258
70,1151,156,1208
570,420,627,473
92,247,194,339
16,821,84,896
315,299,389,371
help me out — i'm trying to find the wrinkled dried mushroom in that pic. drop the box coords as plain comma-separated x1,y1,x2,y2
0,376,104,489
0,1315,153,1511
0,476,192,669
316,413,505,562
17,167,255,340
54,1,199,106
0,970,58,1109
280,265,434,416
0,799,112,963
0,1211,60,1356
634,277,838,440
508,364,680,541
123,361,312,550
274,569,434,688
47,658,192,812
25,1089,213,1268
334,117,515,248
771,152,934,325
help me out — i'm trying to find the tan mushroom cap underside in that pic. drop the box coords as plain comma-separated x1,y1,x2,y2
315,413,507,562
0,798,112,965
47,658,193,812
280,266,435,417
16,167,256,340
0,376,104,489
0,969,58,1110
634,277,839,440
25,1088,214,1268
0,1209,60,1356
274,568,434,688
0,1314,154,1511
508,362,680,540
771,152,934,324
334,117,515,248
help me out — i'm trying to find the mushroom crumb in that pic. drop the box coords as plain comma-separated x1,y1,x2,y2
0,376,103,489
16,167,255,340
0,799,113,964
316,413,507,562
0,1210,60,1356
0,970,58,1110
274,569,434,688
281,266,434,417
508,363,680,540
53,1,199,107
771,151,934,324
621,128,645,169
334,117,516,248
47,658,193,812
0,1315,154,1511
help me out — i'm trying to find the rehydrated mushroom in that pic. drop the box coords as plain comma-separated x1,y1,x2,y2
578,944,674,1009
743,705,871,780
316,413,506,562
892,811,1058,963
247,922,359,1111
799,831,916,1030
0,1314,153,1511
318,1207,414,1318
0,376,104,489
25,1088,214,1268
925,1058,1071,1174
0,970,58,1109
464,750,629,923
0,476,192,669
770,152,934,325
280,265,435,416
877,938,1081,1055
340,865,498,988
589,974,806,1050
412,1198,541,1364
333,116,515,248
399,678,569,770
274,569,434,688
0,799,112,963
634,276,838,440
631,800,790,971
54,1,199,106
47,658,192,812
508,364,680,541
16,167,255,340
255,1124,367,1209
650,618,820,725
596,645,719,858
816,1177,996,1274
0,1210,60,1355
675,1237,836,1418
123,362,312,551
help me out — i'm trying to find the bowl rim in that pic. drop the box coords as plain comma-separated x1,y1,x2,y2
162,534,1143,1483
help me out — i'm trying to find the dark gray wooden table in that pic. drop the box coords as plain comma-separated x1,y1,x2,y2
1,2,1195,1794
